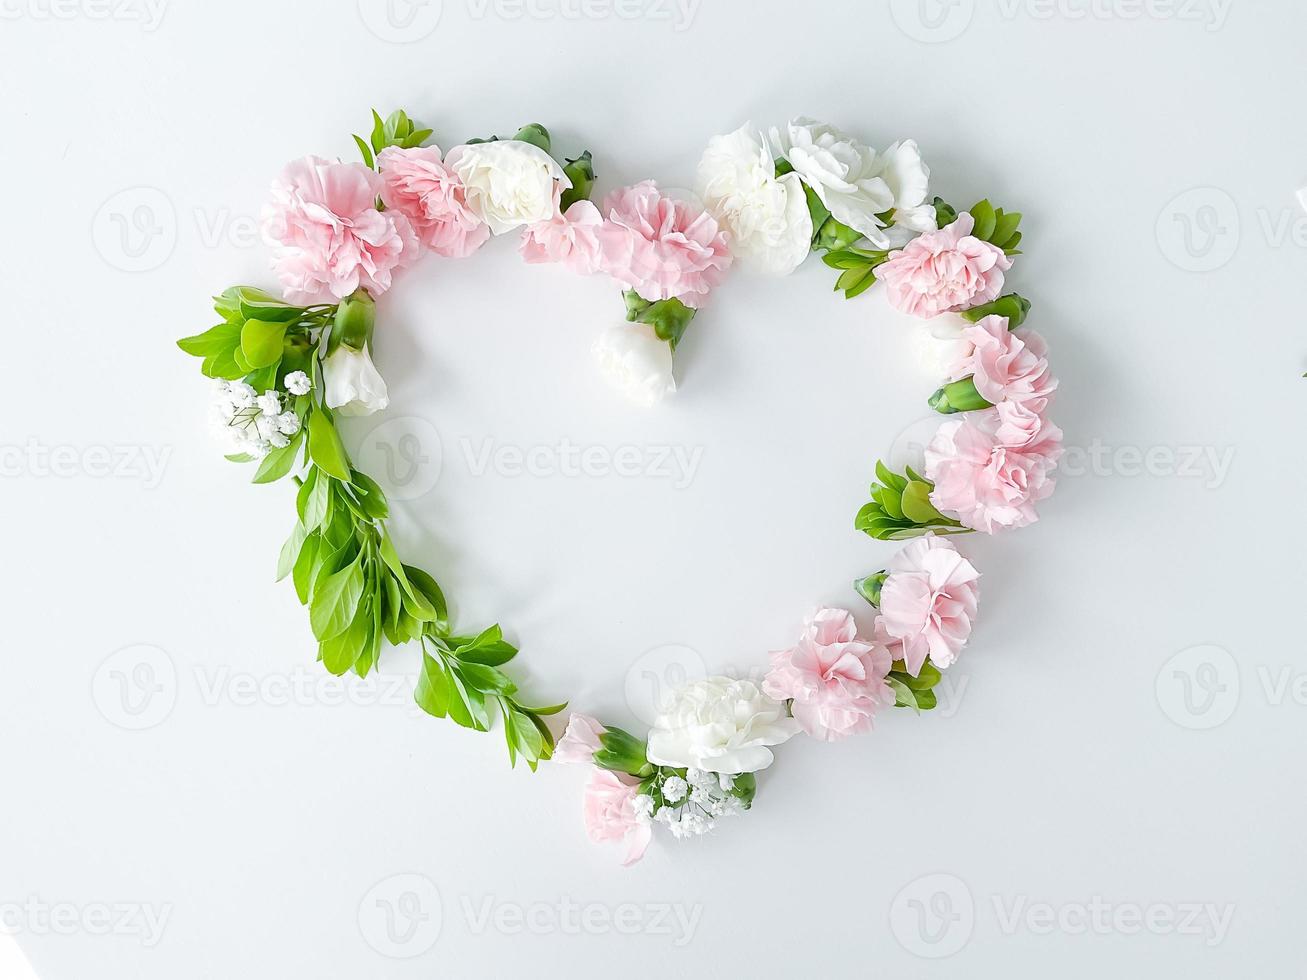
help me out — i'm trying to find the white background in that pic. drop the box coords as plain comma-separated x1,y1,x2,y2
1,0,1303,976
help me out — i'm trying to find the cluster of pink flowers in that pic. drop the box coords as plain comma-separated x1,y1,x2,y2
553,714,651,866
263,155,420,305
927,401,1064,533
377,145,490,259
946,314,1057,410
928,316,1062,533
762,608,894,741
521,179,733,308
761,536,981,742
879,212,1011,319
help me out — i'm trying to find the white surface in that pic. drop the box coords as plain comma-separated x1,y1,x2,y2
1,1,1303,976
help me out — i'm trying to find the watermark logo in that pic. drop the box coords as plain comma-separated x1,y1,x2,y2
889,0,975,42
1156,644,1240,730
91,187,176,273
358,874,443,958
357,0,443,41
890,873,975,958
0,898,172,948
0,0,168,30
1156,187,1240,272
0,441,172,489
461,437,703,488
92,645,177,731
624,643,708,725
356,415,444,502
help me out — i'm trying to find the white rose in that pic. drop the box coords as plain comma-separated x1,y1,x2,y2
646,676,801,775
591,322,676,407
695,123,813,276
771,118,932,248
323,345,389,417
443,139,570,235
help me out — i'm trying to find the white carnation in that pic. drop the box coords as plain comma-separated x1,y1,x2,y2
646,676,800,775
771,118,932,249
591,322,676,407
443,139,569,235
695,124,812,276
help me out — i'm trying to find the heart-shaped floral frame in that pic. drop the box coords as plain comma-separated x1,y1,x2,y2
178,109,1063,864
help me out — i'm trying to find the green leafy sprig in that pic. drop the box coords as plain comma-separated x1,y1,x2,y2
353,109,433,169
180,287,561,770
854,461,969,541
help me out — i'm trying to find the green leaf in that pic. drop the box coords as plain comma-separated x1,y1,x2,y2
302,469,331,531
292,534,320,605
178,322,242,358
450,625,518,667
320,595,373,676
402,564,448,631
803,183,831,238
276,521,308,583
901,481,947,525
239,319,287,370
369,109,386,154
970,199,996,242
251,431,303,484
353,134,375,169
991,210,1021,248
455,661,517,697
307,410,352,482
309,554,365,641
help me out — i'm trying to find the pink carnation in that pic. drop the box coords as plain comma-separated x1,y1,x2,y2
583,769,651,866
596,181,732,309
877,535,980,675
948,315,1057,409
377,145,490,259
520,193,605,274
553,713,605,765
762,607,893,741
264,155,418,305
925,402,1064,533
879,212,1012,319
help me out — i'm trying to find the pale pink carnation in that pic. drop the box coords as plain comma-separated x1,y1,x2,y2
925,402,1064,534
377,145,490,259
877,535,980,675
264,155,418,305
762,607,894,741
879,212,1012,319
553,713,605,765
948,315,1057,409
596,181,732,309
520,192,605,274
583,769,651,866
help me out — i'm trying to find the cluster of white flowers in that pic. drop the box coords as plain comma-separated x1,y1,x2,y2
635,768,747,840
210,371,310,458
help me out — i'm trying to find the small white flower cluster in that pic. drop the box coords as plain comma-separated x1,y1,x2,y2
210,371,310,459
636,768,746,841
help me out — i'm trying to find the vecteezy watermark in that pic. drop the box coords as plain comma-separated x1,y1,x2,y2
0,897,173,948
461,896,702,945
194,666,419,713
890,873,1236,957
892,0,1229,42
461,438,704,489
1059,441,1235,489
359,874,443,958
890,873,975,958
624,643,709,726
0,441,172,489
1156,645,1240,730
0,0,168,30
355,416,444,503
357,0,443,41
91,187,177,273
465,0,700,30
1156,187,1241,272
991,896,1235,945
93,648,425,731
92,645,178,731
